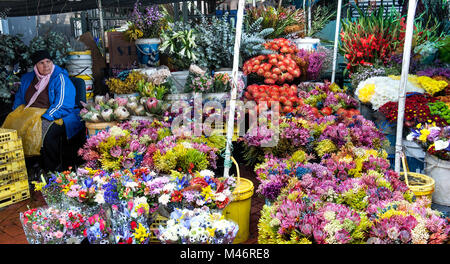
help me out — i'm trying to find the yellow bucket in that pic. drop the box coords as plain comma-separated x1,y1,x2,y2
401,152,435,207
68,50,91,56
223,157,254,244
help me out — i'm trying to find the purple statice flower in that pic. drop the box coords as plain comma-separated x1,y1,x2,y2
319,123,349,148
259,176,285,201
281,122,310,147
242,126,275,147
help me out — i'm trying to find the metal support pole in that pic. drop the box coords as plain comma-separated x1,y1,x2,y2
395,0,417,173
223,0,245,179
331,0,343,84
97,0,105,52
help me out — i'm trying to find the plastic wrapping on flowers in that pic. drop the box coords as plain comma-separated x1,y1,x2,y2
20,206,88,244
156,207,239,244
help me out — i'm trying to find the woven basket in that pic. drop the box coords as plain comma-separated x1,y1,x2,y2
400,152,435,204
85,122,117,137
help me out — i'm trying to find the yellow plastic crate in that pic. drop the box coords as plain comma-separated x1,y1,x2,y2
0,169,28,186
0,179,29,198
149,214,168,243
0,159,26,177
0,138,23,154
0,188,30,209
0,149,25,165
0,128,18,144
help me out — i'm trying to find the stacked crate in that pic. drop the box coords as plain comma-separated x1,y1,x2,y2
0,128,29,209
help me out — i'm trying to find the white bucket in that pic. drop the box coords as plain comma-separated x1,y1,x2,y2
68,67,93,76
66,51,93,76
294,37,321,51
424,154,450,206
67,54,92,61
404,140,426,173
170,70,189,93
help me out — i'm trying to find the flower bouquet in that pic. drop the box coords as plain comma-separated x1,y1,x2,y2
156,207,239,244
156,169,236,214
292,47,332,81
123,0,165,41
407,123,450,161
110,198,152,244
78,120,171,171
20,206,87,244
84,212,112,244
106,70,149,95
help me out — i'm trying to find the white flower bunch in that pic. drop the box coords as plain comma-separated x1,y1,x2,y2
355,76,425,110
157,207,238,244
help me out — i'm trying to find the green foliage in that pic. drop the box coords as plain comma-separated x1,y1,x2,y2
241,17,275,62
194,13,235,70
244,6,295,39
29,31,72,66
159,21,198,70
0,34,29,101
308,5,336,37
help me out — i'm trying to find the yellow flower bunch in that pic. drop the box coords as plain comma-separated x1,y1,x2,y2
416,76,448,95
315,139,337,157
418,128,430,142
106,71,148,94
123,24,144,41
32,181,46,192
357,84,375,103
289,149,307,164
133,223,150,243
379,208,408,219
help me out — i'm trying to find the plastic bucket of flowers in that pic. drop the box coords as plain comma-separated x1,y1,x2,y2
222,157,254,244
170,71,190,93
135,38,161,67
424,154,450,206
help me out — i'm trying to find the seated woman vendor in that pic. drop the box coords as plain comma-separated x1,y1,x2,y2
2,50,83,173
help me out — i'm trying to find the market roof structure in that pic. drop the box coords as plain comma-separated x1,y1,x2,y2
0,0,187,17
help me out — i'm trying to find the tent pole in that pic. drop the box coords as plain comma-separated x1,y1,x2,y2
331,0,343,84
223,0,245,179
394,0,417,173
308,0,311,35
97,0,106,52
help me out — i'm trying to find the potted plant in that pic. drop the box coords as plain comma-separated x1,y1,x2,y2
159,21,199,93
124,0,165,67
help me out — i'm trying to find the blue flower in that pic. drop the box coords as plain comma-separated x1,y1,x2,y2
84,178,94,188
295,167,311,179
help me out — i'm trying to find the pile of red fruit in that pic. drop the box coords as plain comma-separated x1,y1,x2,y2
243,54,301,84
244,84,304,113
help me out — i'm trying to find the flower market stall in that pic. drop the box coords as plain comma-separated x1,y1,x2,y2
0,0,449,246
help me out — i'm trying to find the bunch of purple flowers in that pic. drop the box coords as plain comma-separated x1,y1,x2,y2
131,0,164,38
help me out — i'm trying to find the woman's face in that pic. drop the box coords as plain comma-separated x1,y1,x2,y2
36,59,53,75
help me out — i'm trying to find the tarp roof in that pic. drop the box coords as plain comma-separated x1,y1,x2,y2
0,0,183,17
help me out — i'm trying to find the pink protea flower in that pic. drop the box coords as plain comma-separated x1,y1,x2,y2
110,146,122,158
146,97,158,109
